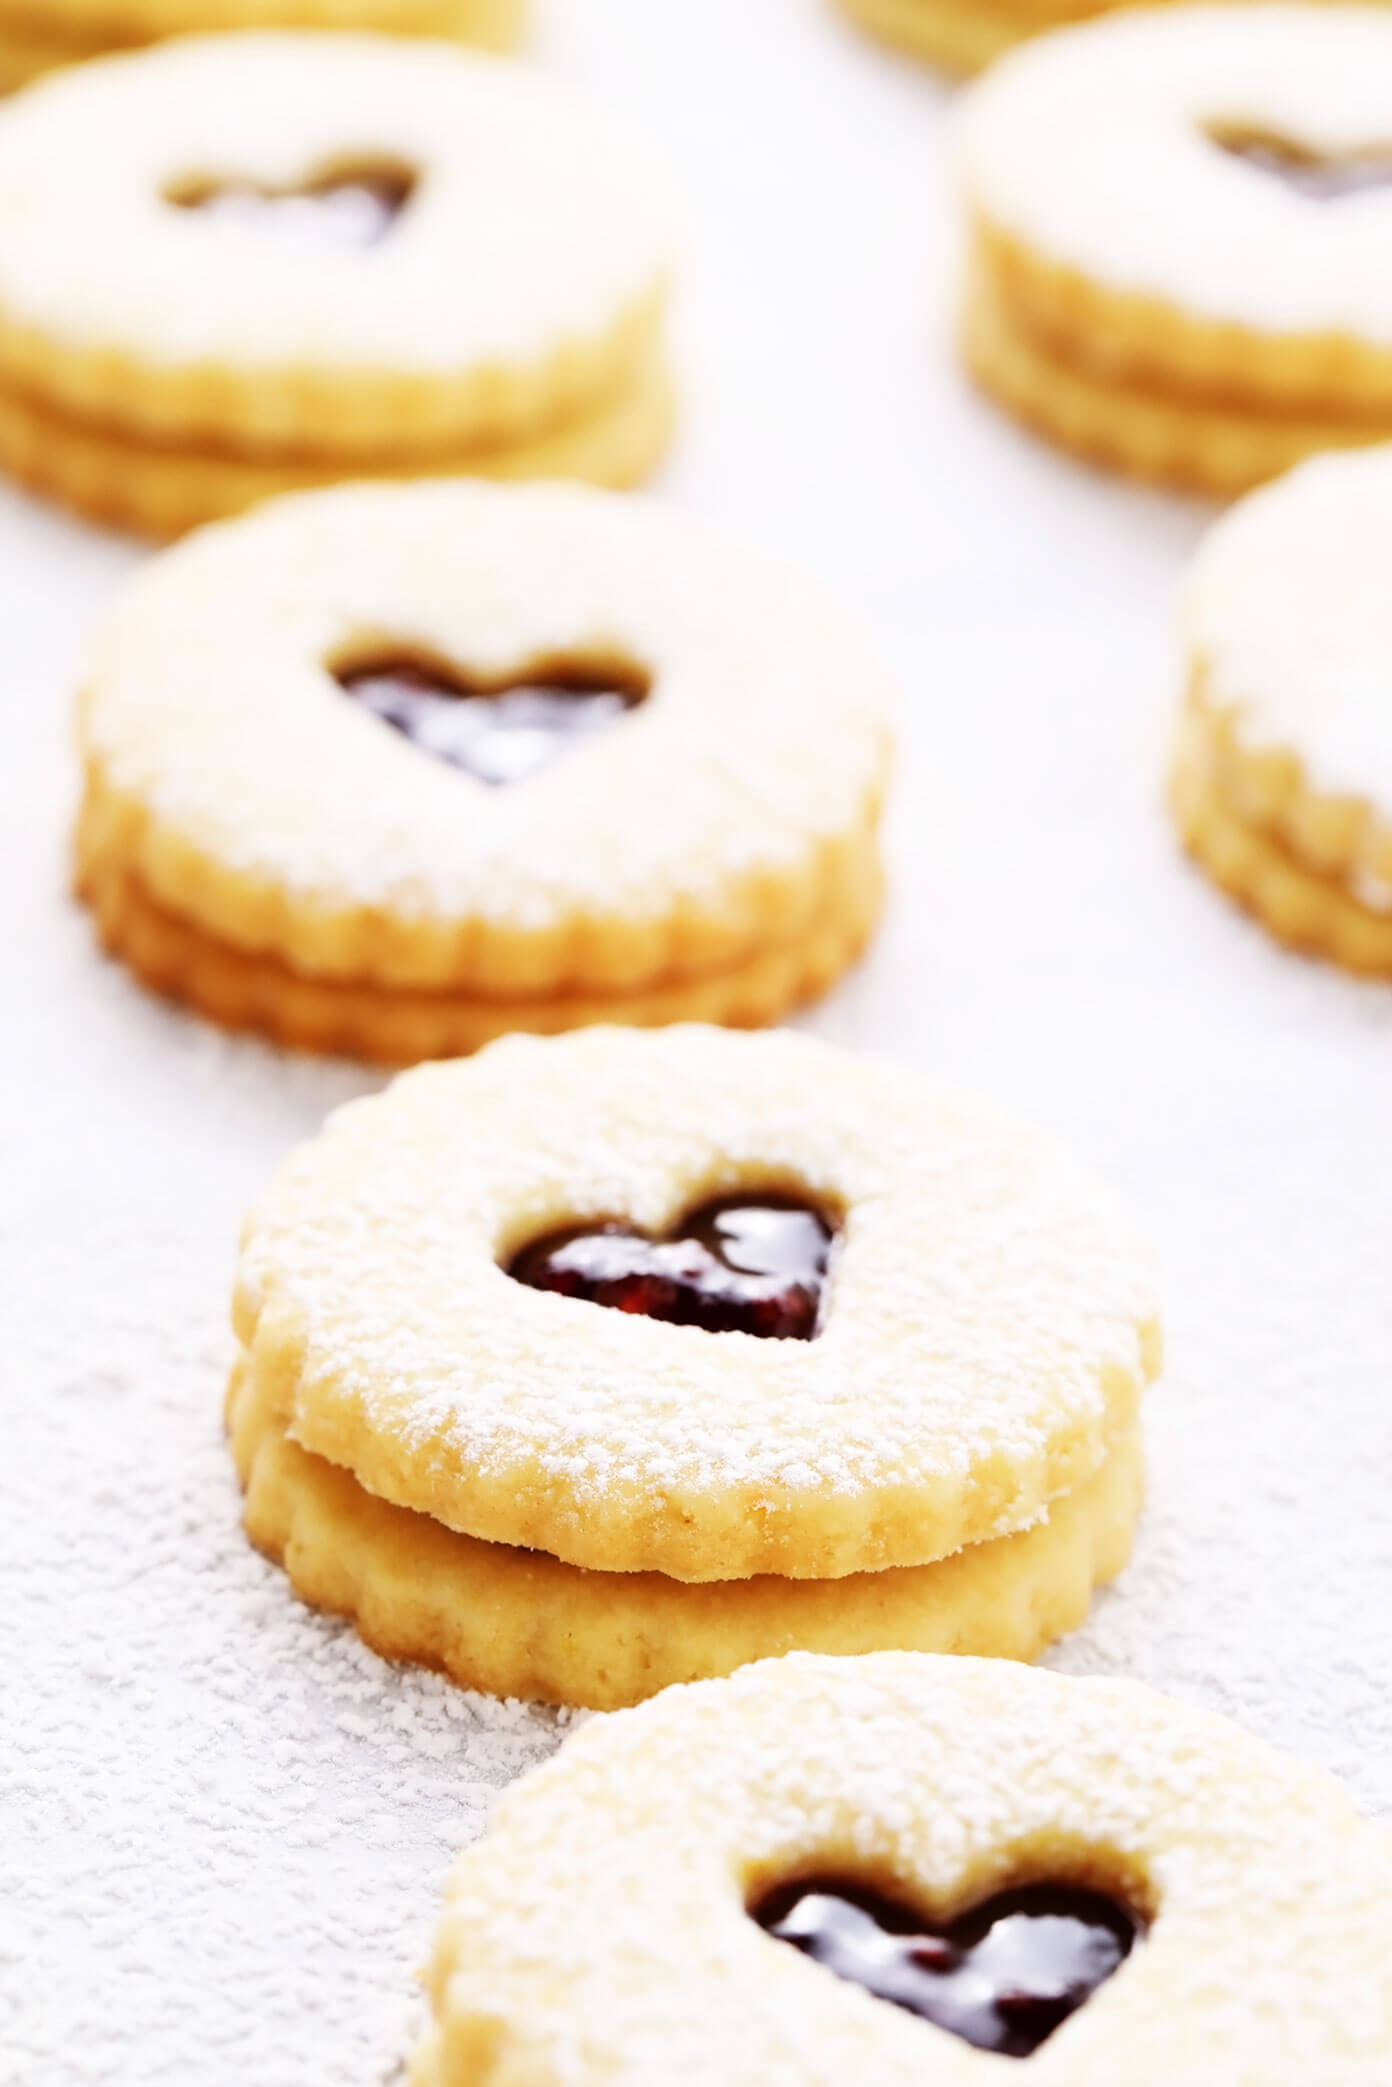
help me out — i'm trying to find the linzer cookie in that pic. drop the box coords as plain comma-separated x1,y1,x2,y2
411,1652,1392,2083
959,8,1392,494
0,0,523,93
227,1025,1161,1704
1173,444,1392,971
74,482,891,1060
0,33,671,536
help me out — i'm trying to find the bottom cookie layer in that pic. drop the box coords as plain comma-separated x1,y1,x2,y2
0,0,525,90
962,262,1392,496
832,0,1011,71
226,1362,1144,1709
0,339,674,538
1170,740,1392,975
77,844,884,1062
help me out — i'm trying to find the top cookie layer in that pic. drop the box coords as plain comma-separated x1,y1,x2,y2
958,6,1392,342
416,1652,1392,2085
1187,446,1392,837
233,1025,1160,1580
0,33,668,447
78,479,893,995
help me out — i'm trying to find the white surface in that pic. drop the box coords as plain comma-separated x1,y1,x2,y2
5,3,1391,2081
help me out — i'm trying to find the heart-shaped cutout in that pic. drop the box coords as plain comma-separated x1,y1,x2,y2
1210,127,1392,200
753,1877,1139,2057
168,165,417,250
336,654,648,787
508,1195,835,1340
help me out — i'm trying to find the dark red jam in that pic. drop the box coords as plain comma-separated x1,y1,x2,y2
508,1195,835,1339
336,657,646,786
752,1878,1139,2057
1215,132,1392,200
170,168,416,248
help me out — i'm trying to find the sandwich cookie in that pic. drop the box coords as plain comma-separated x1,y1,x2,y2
0,32,671,534
229,1025,1161,1704
75,481,893,1060
1174,443,1392,970
959,8,1392,493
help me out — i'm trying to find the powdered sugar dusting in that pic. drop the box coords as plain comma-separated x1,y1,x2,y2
239,1024,1157,1576
421,1653,1392,2082
960,6,1392,340
8,1,1392,2080
1187,445,1392,815
0,33,668,378
82,480,892,946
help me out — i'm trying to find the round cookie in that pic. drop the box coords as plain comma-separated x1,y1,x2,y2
1173,444,1392,968
75,481,892,1059
0,34,671,535
411,1651,1392,2085
0,0,523,92
227,1354,1146,1709
231,1024,1161,1582
958,7,1392,494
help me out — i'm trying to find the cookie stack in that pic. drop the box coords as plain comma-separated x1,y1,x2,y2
227,1024,1161,1708
958,8,1392,494
0,33,672,536
0,0,523,92
74,481,892,1060
1174,445,1392,972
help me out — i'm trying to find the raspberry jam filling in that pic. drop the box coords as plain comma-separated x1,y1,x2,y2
169,167,416,249
1212,129,1392,199
508,1196,835,1339
752,1878,1139,2057
337,656,647,786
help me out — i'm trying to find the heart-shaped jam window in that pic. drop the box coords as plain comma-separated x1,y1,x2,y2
169,166,416,250
337,655,648,787
1211,128,1392,200
508,1195,835,1340
753,1878,1139,2057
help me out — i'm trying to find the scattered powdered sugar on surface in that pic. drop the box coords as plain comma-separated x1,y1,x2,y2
7,3,1392,2082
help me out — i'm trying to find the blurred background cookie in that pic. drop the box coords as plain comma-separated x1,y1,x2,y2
0,0,523,91
75,481,892,1058
1174,444,1392,971
0,32,672,534
958,6,1392,493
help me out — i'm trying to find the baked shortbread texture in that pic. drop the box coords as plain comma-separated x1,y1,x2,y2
1173,444,1392,968
958,7,1392,492
412,1652,1392,2085
227,1355,1145,1708
0,34,671,533
229,1026,1160,1670
832,0,1072,75
0,0,523,92
75,481,892,1058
